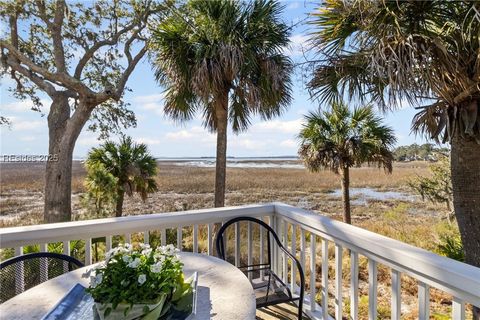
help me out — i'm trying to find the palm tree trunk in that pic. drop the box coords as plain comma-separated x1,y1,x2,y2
115,189,125,217
341,166,352,224
214,90,229,208
451,133,480,268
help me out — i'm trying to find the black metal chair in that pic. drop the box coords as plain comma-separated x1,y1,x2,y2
0,252,84,303
215,216,305,320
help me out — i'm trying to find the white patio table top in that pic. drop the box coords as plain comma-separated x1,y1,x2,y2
0,252,257,320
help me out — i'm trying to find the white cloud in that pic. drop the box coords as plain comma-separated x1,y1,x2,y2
133,94,165,115
280,139,297,148
0,99,51,114
230,138,267,150
78,136,101,147
136,137,162,145
11,119,45,131
251,118,303,134
165,130,194,140
165,126,214,143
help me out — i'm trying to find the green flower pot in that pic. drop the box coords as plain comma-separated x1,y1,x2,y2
94,293,167,320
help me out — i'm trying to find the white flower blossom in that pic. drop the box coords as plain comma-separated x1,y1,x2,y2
138,274,147,285
90,273,103,288
122,255,132,263
154,253,166,264
157,244,179,257
118,247,129,254
141,248,152,256
128,257,141,268
150,262,162,273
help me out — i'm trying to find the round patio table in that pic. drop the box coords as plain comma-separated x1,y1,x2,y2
0,252,256,320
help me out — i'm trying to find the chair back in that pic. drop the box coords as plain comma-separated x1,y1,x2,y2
215,216,280,270
215,216,305,320
0,252,84,303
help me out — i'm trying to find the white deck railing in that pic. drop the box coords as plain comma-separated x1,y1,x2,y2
1,203,479,320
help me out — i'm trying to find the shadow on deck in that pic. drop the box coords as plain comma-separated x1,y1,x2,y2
256,302,310,320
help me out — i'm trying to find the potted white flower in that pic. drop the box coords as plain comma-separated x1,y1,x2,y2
86,243,195,320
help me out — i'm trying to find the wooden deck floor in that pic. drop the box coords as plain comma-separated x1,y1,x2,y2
256,303,310,320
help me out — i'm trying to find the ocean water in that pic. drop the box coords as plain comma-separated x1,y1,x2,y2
330,187,418,205
157,157,305,169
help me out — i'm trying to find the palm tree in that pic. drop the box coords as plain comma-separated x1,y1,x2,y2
83,162,119,216
150,0,292,207
85,137,158,217
307,1,480,268
298,102,396,224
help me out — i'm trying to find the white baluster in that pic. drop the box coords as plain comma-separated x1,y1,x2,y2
274,216,280,275
144,231,149,245
177,227,183,251
350,251,359,320
85,238,92,265
335,244,343,320
321,239,329,320
63,241,70,256
391,270,401,320
247,221,252,281
300,229,306,271
418,281,430,320
310,233,317,312
39,243,48,283
14,246,24,295
193,224,198,253
106,236,112,252
368,260,378,320
290,225,297,293
260,217,265,280
63,241,70,273
235,222,240,267
282,221,288,283
452,297,465,320
159,229,165,246
125,233,131,244
207,223,212,255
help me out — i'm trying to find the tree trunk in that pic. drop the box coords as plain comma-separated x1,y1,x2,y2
214,91,229,208
451,134,480,268
44,95,73,223
44,97,93,223
116,189,125,217
341,166,352,224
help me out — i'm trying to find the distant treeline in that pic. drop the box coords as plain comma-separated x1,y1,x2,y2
393,143,449,162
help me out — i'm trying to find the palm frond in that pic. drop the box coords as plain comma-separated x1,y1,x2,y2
150,0,292,132
298,101,396,174
308,0,480,142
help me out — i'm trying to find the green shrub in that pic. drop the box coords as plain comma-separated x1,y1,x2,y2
436,233,464,262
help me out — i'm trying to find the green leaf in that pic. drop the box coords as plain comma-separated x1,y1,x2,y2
142,294,168,320
104,307,112,318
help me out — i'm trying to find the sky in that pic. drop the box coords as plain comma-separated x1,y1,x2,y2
0,1,428,159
